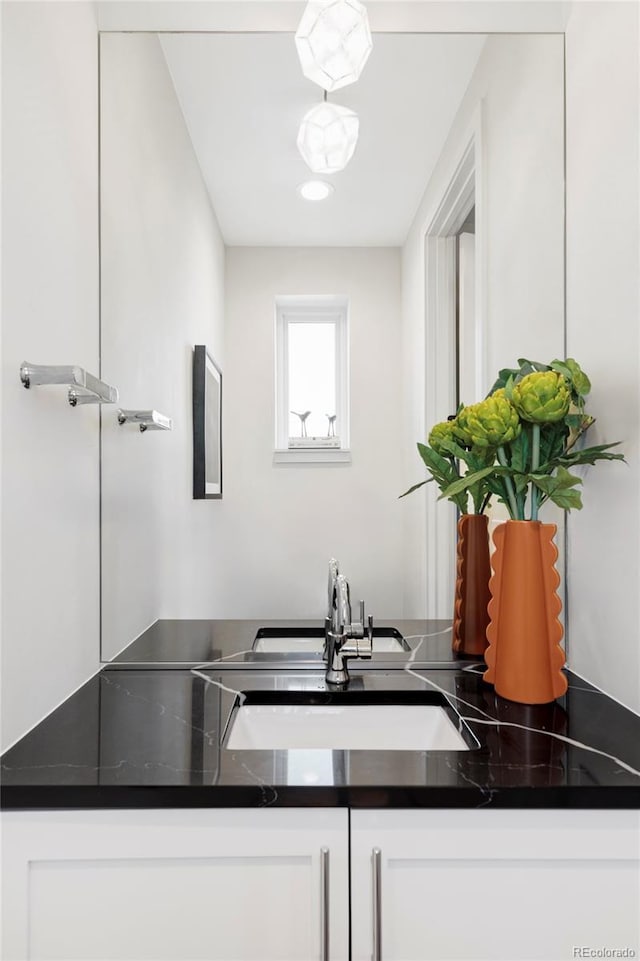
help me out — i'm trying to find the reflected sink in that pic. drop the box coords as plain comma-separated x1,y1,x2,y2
225,691,473,752
253,626,409,655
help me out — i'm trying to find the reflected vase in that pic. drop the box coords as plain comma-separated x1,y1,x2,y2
484,520,567,705
452,514,491,657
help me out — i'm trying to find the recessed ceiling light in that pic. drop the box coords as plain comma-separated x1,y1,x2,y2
297,180,335,201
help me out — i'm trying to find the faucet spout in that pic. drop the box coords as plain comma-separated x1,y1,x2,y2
335,574,351,634
324,572,373,687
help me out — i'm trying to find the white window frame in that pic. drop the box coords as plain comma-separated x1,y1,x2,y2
274,295,350,464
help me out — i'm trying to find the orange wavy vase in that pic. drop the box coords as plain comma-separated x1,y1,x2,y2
452,514,491,656
484,520,567,704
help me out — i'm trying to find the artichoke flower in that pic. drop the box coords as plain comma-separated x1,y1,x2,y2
512,371,570,424
450,411,472,447
428,420,457,455
455,395,521,449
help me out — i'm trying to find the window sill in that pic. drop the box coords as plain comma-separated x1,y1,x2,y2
273,448,352,466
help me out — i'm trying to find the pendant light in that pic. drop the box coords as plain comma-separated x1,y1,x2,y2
295,0,373,93
297,96,359,175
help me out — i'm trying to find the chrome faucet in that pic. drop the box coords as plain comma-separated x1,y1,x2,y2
327,558,340,631
325,572,373,687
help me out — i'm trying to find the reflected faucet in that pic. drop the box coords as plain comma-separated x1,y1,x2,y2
325,571,373,687
327,558,340,631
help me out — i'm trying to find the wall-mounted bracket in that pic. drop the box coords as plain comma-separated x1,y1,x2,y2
117,409,173,433
20,362,118,406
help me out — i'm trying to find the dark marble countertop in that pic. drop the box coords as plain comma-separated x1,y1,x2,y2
3,661,640,810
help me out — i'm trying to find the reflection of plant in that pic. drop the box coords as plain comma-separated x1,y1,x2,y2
440,358,625,520
400,413,496,515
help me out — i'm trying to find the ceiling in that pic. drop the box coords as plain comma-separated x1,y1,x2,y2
160,32,486,246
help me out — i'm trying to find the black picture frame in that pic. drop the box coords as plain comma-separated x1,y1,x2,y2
192,345,222,499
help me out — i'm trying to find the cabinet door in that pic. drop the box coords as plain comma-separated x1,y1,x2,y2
2,807,349,961
351,809,640,961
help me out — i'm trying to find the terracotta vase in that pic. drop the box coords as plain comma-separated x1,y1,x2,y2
452,514,491,657
484,520,567,705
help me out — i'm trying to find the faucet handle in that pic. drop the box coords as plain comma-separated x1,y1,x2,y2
358,614,373,658
349,599,366,639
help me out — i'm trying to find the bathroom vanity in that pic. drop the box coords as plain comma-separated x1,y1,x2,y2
4,0,640,957
2,621,640,961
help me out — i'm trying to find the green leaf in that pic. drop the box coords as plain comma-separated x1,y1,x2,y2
504,374,515,401
549,360,573,380
513,472,530,494
486,367,521,396
546,486,584,510
399,479,432,499
437,438,471,462
416,443,458,488
414,442,468,510
538,422,569,466
516,358,549,372
509,428,530,474
530,467,584,511
487,359,549,397
565,413,587,428
531,467,582,494
484,476,511,497
439,466,498,500
548,442,626,471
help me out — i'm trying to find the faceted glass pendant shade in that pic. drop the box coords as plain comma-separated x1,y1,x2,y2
297,101,359,174
295,0,373,93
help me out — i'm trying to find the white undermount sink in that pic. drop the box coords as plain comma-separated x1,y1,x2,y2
225,693,471,752
253,635,325,654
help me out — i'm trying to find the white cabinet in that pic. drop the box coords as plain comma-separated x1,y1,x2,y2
1,808,349,961
350,809,640,961
4,807,638,961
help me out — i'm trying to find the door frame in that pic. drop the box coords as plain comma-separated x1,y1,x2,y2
423,106,486,617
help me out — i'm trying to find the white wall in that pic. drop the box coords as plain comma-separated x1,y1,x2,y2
401,34,565,617
1,2,101,750
97,1,567,35
565,0,640,714
100,34,225,659
219,247,404,619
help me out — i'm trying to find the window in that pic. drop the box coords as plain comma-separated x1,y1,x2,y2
275,295,350,463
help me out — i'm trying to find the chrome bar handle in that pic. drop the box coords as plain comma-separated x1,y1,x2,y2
372,848,382,961
320,847,330,961
117,409,173,432
20,362,118,406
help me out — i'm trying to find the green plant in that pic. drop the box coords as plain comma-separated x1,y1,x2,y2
400,413,496,515
439,358,625,520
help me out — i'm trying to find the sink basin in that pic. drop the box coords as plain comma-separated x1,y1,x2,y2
253,634,325,654
225,691,473,752
252,626,409,655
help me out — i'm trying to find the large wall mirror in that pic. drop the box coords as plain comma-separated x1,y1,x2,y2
99,30,565,662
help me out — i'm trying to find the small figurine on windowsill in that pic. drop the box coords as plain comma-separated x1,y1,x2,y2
326,414,337,437
291,410,311,437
